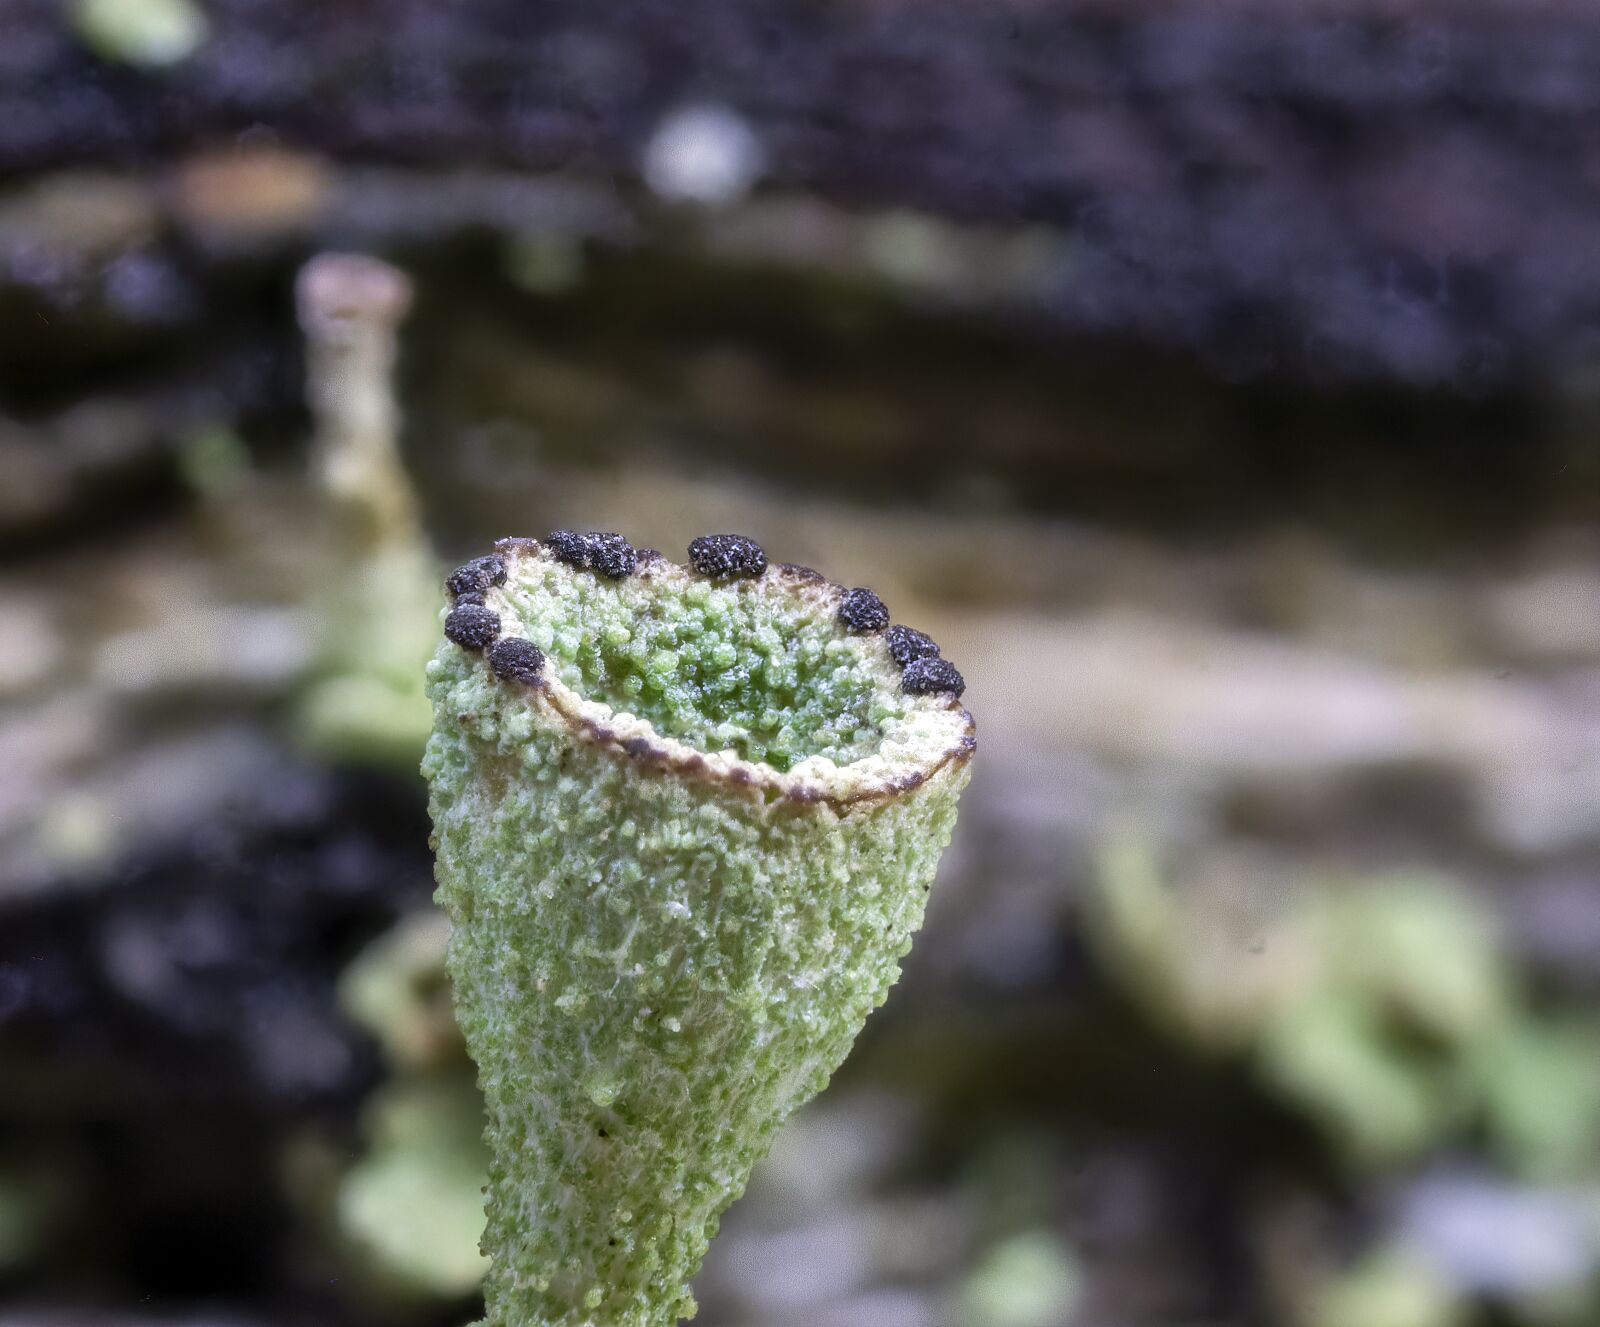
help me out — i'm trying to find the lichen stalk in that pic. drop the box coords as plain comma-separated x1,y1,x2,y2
295,251,419,554
292,252,439,764
424,533,973,1327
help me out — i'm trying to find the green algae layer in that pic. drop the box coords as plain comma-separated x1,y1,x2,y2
423,540,974,1327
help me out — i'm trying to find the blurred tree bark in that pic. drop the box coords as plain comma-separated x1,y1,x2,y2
3,0,1600,386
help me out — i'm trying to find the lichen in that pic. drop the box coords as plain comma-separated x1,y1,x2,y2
423,535,973,1327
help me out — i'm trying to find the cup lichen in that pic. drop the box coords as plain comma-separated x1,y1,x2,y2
423,531,973,1326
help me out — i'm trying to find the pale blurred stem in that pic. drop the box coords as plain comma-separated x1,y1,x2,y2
294,252,420,557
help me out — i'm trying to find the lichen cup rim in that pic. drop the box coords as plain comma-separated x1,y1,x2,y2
448,535,976,813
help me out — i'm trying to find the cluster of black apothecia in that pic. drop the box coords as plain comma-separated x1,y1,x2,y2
440,533,965,699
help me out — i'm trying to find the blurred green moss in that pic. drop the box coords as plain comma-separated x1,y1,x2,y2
72,0,208,66
1090,835,1600,1177
1471,1019,1600,1182
954,1229,1082,1327
1258,998,1452,1167
338,1077,490,1299
340,909,462,1072
335,912,489,1299
1308,1248,1464,1327
175,424,251,499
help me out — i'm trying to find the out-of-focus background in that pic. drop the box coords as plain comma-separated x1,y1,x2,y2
4,2,1600,1325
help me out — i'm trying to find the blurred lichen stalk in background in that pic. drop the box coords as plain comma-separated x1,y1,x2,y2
292,253,440,766
287,255,484,1297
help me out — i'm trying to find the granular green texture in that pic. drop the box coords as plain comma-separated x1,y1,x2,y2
423,540,973,1327
494,554,909,771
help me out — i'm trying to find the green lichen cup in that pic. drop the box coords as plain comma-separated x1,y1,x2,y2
423,533,974,1327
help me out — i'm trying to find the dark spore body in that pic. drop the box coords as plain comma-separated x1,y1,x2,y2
488,637,546,683
839,588,890,633
444,604,502,650
688,533,767,579
453,590,486,607
887,624,940,665
545,530,638,577
445,554,507,598
585,532,638,579
901,656,965,697
545,530,590,568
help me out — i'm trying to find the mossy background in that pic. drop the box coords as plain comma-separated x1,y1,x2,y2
4,5,1600,1327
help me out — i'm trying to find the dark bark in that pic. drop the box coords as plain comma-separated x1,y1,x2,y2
4,0,1600,385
